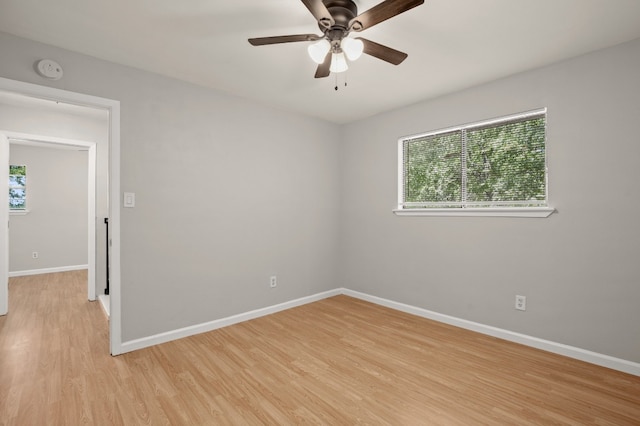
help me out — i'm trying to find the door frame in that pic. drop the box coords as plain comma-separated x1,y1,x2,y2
3,132,97,300
0,77,122,355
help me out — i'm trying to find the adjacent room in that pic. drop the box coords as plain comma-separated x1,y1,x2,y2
1,0,639,424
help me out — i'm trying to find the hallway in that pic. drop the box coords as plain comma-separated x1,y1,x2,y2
0,271,110,423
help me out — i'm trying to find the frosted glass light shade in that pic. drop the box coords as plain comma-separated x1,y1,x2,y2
330,52,349,73
307,39,331,64
342,38,364,61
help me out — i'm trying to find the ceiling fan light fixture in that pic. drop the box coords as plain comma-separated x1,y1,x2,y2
342,37,364,61
307,39,331,64
330,52,349,73
248,0,426,79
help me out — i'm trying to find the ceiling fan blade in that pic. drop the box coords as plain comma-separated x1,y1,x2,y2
358,38,408,65
314,52,331,78
248,34,321,46
350,0,424,32
301,0,335,28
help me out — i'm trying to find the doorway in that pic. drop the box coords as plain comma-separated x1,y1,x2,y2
4,132,96,299
0,76,122,355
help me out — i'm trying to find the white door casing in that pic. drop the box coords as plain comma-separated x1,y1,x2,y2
0,77,122,355
0,133,8,315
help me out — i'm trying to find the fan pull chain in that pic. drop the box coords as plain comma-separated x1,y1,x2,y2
334,72,348,91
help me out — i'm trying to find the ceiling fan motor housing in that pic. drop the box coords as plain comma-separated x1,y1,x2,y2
320,0,358,31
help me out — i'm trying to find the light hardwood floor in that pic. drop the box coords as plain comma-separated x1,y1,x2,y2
1,271,639,425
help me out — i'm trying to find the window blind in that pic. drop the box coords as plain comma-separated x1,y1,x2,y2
401,110,547,209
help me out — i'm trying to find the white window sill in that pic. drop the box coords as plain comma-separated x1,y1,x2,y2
9,209,29,216
393,207,555,218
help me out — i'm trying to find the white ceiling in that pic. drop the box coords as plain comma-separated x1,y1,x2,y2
1,0,639,124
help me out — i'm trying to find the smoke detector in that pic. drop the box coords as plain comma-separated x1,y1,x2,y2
35,59,63,80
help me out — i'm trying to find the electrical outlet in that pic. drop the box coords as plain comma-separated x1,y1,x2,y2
270,276,277,288
515,295,526,311
32,251,39,259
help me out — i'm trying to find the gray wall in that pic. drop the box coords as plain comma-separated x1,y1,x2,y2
0,102,109,293
1,30,638,364
340,38,640,362
9,144,87,272
0,31,341,342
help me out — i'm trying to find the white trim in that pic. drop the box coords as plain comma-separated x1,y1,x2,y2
98,294,110,317
9,209,29,215
9,264,89,277
120,289,342,354
393,207,555,218
342,289,640,377
5,131,96,148
0,134,8,315
0,77,121,356
87,144,96,301
108,104,122,355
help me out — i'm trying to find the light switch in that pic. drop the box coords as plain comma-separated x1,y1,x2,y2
124,192,135,208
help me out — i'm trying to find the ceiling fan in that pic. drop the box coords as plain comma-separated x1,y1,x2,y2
248,0,425,78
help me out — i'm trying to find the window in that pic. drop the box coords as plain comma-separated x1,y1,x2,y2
9,164,27,211
396,109,554,217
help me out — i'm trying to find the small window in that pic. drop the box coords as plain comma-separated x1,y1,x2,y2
396,109,553,217
9,164,27,210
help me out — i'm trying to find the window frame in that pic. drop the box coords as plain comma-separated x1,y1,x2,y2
394,109,555,218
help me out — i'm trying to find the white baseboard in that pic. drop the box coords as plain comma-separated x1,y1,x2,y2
342,289,640,377
118,287,639,376
98,294,110,318
120,289,342,354
9,264,88,277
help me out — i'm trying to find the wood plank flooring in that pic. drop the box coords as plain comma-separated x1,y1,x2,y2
1,271,639,425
